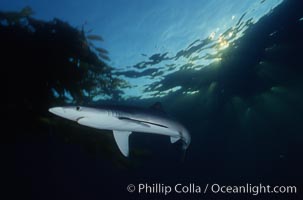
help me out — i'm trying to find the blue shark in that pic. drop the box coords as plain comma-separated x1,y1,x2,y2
49,103,191,157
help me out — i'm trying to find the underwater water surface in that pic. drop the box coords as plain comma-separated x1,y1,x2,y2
1,0,303,199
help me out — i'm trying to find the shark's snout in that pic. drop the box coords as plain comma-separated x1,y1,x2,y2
49,106,80,121
49,107,65,115
48,107,86,121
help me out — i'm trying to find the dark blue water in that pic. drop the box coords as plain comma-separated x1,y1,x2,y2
2,0,303,199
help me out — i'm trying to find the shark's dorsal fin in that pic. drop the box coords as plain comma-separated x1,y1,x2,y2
113,130,132,157
149,102,165,113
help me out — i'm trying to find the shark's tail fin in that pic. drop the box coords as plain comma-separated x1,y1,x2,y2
179,141,190,162
180,147,187,162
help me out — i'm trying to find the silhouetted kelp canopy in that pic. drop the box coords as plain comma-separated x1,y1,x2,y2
1,7,124,118
1,7,134,167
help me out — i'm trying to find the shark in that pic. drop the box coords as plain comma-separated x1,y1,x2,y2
48,103,191,157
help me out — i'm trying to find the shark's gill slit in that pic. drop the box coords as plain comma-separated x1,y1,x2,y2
76,116,85,122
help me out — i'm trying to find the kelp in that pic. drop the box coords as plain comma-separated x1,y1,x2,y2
1,7,123,118
1,8,130,168
86,34,104,41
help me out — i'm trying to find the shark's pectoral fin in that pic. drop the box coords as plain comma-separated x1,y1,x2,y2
113,130,132,157
170,136,180,144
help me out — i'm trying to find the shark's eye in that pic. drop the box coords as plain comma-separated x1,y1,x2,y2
76,106,81,111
